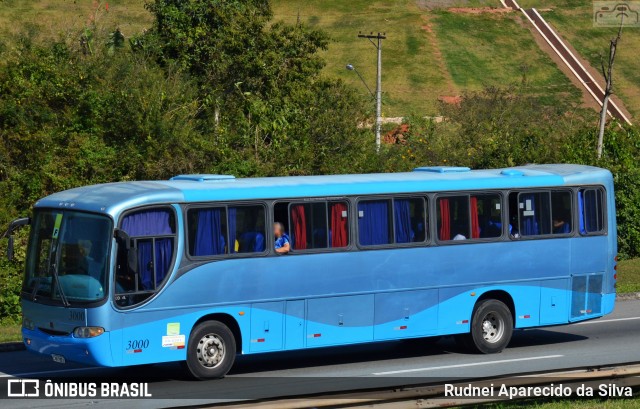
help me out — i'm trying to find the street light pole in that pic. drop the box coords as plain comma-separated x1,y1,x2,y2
358,32,386,152
345,64,374,97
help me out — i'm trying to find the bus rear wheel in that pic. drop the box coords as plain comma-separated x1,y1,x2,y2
185,321,236,380
464,299,513,354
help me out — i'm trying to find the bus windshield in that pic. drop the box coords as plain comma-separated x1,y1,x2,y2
23,210,112,305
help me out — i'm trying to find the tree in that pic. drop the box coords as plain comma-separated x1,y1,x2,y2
596,24,623,159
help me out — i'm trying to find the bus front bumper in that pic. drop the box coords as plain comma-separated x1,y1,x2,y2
22,327,114,367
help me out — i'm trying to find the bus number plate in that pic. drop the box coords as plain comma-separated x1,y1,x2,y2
51,354,66,364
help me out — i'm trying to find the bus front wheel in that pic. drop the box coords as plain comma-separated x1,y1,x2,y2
464,299,513,354
185,321,236,380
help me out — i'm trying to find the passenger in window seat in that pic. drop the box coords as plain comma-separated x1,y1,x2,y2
553,217,570,234
273,222,291,254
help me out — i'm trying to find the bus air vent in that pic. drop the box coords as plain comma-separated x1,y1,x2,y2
413,166,471,173
501,169,525,177
170,174,235,182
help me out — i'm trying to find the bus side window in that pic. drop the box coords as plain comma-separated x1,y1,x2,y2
474,194,502,238
579,188,605,234
287,201,349,250
393,197,427,243
232,205,266,253
437,196,470,241
116,208,176,307
188,207,228,256
358,199,393,246
551,191,572,235
517,192,551,236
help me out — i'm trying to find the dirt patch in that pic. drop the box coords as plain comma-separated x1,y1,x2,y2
383,124,410,145
420,15,457,94
448,7,512,14
438,95,462,105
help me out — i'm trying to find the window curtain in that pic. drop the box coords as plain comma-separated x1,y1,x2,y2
394,199,412,243
228,207,237,253
291,204,307,250
154,238,173,287
358,201,389,245
330,203,348,248
470,197,481,239
193,208,225,256
584,191,599,232
121,210,174,291
137,240,153,290
439,199,451,240
521,194,539,235
121,210,173,237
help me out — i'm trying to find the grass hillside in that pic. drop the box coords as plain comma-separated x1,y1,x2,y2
0,0,636,117
521,0,640,119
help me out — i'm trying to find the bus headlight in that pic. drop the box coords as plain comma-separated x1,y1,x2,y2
73,327,105,338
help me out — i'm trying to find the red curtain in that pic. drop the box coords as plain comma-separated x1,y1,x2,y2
470,197,480,239
330,203,348,248
439,199,450,240
291,204,307,250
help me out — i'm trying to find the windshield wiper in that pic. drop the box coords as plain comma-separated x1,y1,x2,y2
51,263,70,308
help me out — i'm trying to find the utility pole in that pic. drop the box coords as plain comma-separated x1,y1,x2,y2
358,32,386,152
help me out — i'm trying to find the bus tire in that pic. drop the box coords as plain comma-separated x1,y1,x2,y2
468,299,513,354
185,321,236,380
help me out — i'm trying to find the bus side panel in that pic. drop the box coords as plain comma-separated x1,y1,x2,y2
373,289,438,340
539,278,570,325
306,295,374,347
284,300,305,349
250,302,284,352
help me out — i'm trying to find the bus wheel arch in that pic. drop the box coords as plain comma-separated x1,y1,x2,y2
192,313,243,353
476,290,516,325
184,314,242,380
457,290,515,354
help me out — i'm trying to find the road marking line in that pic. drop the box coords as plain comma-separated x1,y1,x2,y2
574,316,640,326
372,355,563,376
0,367,97,378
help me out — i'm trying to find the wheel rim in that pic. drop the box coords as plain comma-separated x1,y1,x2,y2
481,311,505,343
196,333,225,369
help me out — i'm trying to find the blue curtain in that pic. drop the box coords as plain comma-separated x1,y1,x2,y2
121,210,175,290
194,208,225,256
521,194,539,236
394,199,412,243
239,232,265,252
584,191,599,232
358,201,390,245
155,238,173,287
137,240,153,290
228,207,237,254
121,210,173,236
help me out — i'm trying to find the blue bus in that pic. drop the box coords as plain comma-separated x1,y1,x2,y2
5,164,616,379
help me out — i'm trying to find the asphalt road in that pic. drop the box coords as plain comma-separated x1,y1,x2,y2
1,299,640,408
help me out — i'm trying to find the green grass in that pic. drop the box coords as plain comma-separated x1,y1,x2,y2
618,258,640,294
0,0,588,116
0,323,22,343
481,396,640,408
431,10,580,102
0,0,151,40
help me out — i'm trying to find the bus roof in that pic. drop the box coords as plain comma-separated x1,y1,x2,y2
34,164,612,217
